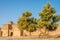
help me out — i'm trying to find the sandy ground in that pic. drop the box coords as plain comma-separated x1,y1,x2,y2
0,36,60,40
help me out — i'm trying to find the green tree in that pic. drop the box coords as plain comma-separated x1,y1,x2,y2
26,18,37,36
17,11,32,36
26,24,36,36
38,2,60,36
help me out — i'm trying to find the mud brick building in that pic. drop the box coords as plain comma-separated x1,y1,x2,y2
0,21,60,37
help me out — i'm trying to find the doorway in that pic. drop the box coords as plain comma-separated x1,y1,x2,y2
10,32,13,36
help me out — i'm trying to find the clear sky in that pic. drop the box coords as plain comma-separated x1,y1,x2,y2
0,0,60,27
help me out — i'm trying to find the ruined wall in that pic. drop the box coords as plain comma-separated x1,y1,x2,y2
49,25,60,36
23,29,40,36
12,24,20,37
1,24,8,36
1,21,60,37
23,25,60,36
0,30,2,37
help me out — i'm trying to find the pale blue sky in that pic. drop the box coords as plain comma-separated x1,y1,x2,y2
0,0,60,27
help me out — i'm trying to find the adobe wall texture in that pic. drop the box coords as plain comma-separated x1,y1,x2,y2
49,25,60,36
1,24,8,36
0,21,60,37
12,24,20,36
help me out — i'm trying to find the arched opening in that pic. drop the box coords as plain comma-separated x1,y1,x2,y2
8,25,12,36
10,32,13,36
0,31,2,37
1,31,3,36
